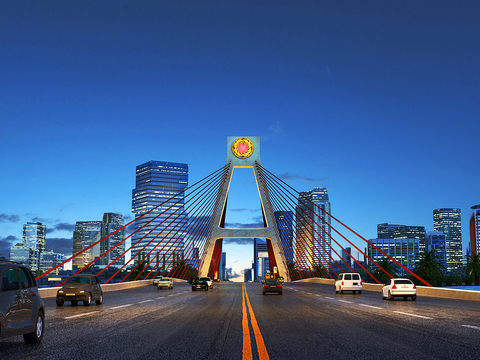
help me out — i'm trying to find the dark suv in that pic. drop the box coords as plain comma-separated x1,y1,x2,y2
0,261,45,343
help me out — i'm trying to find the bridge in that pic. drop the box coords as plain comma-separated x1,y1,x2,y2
7,136,478,359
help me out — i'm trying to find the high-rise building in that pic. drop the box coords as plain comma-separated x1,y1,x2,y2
425,231,447,271
100,213,125,267
131,161,188,266
377,223,405,239
394,226,426,253
470,205,480,255
39,250,64,273
10,244,40,271
219,252,226,281
433,208,462,274
23,222,46,253
274,210,294,264
253,238,269,282
72,221,102,269
295,187,331,269
367,238,419,276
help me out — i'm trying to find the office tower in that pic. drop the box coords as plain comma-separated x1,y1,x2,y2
100,213,125,267
471,205,480,255
394,226,426,253
425,231,447,271
433,208,462,274
296,187,331,269
131,161,188,266
219,252,226,281
274,210,294,264
39,250,64,273
377,223,405,239
23,222,46,253
72,221,102,269
253,238,269,282
244,268,252,283
367,238,419,276
10,244,40,271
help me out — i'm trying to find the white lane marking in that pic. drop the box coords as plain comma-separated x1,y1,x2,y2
156,297,164,299
359,304,382,309
138,300,154,304
64,311,99,319
325,297,334,300
168,294,176,297
462,325,480,330
393,311,433,319
110,304,133,310
339,300,352,303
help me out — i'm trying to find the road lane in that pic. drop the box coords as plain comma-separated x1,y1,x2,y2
0,281,479,359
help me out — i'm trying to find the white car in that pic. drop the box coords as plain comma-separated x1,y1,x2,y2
199,276,213,289
335,273,362,294
382,278,416,301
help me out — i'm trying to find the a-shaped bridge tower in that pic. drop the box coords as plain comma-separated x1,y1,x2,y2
198,136,290,281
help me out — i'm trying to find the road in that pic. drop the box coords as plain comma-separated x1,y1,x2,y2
1,281,480,359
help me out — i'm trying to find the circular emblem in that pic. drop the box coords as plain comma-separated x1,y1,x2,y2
232,137,254,159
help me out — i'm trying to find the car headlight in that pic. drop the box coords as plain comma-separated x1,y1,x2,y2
80,290,86,293
58,290,64,293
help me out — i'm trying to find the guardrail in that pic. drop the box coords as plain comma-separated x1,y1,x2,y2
296,278,480,302
38,278,186,299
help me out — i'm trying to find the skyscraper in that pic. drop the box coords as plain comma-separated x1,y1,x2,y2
72,221,102,269
23,222,46,253
377,223,405,239
100,213,125,267
470,205,480,255
131,161,188,266
274,210,294,264
433,208,462,274
393,226,426,253
367,238,419,276
253,238,269,282
425,231,447,271
295,187,331,269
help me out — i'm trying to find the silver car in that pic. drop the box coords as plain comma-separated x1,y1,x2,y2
0,261,45,343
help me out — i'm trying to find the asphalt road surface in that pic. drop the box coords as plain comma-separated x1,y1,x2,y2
1,281,480,359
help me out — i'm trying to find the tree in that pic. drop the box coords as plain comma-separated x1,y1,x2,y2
0,254,8,261
411,250,445,287
372,257,399,284
128,259,147,281
464,253,480,286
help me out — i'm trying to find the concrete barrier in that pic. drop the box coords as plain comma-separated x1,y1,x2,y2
295,278,480,302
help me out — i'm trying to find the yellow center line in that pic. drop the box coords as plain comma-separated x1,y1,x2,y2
242,283,270,360
242,283,252,360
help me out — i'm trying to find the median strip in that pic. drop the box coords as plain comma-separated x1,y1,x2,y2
242,283,269,360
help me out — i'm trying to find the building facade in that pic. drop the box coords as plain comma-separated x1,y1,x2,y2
39,250,65,273
367,238,419,276
274,210,294,265
393,226,426,254
433,208,462,274
425,231,447,271
10,244,40,272
72,221,102,269
377,223,405,239
253,238,269,282
23,222,46,253
131,161,188,266
471,205,480,255
100,213,125,267
295,187,331,269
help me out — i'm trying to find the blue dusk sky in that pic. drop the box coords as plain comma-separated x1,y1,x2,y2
1,1,479,280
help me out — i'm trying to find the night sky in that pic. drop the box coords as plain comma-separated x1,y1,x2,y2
1,1,479,279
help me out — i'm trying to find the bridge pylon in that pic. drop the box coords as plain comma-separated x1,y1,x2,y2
198,136,290,282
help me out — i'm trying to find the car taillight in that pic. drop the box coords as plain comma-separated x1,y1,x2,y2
392,284,397,289
263,285,268,287
277,284,282,287
360,280,363,285
342,281,344,285
413,284,416,289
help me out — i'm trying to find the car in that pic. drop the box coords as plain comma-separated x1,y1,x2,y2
262,278,283,295
56,274,103,306
0,261,45,343
335,273,362,294
188,276,199,284
157,277,173,290
153,276,164,286
192,278,209,291
382,278,417,301
199,276,213,289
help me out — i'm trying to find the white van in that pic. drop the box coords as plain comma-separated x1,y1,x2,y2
335,273,362,294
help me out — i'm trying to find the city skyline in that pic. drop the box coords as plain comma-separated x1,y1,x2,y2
1,1,479,278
